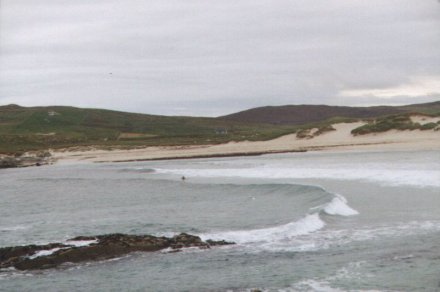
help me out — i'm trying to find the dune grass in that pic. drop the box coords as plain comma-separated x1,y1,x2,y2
351,114,440,135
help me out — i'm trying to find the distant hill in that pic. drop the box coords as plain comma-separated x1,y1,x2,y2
0,101,438,154
0,105,295,153
220,101,440,125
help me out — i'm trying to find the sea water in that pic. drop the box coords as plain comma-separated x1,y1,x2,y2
0,150,439,291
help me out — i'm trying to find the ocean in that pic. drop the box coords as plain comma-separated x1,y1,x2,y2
1,150,439,291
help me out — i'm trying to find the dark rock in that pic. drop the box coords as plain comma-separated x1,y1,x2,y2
0,154,53,169
206,239,234,246
0,233,234,271
0,157,18,168
0,243,68,269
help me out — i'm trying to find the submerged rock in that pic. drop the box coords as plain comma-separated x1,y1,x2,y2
0,233,234,271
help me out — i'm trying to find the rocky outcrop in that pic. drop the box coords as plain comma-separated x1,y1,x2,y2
0,156,19,168
0,151,53,169
0,233,234,271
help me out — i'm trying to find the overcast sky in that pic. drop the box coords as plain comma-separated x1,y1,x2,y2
1,0,439,116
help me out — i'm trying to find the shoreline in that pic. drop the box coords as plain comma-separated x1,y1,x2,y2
1,118,437,167
93,141,407,163
95,149,308,163
52,124,440,164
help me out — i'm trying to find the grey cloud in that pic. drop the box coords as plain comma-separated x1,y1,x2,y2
0,0,439,116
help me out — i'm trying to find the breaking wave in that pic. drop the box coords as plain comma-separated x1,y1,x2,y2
142,165,363,251
199,191,358,250
154,166,440,188
322,194,359,216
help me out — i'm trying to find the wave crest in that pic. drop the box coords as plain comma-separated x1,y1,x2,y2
322,194,359,216
201,213,325,244
154,167,439,188
201,193,358,249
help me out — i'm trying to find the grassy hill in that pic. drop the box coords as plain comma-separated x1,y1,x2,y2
1,101,438,154
0,105,296,154
220,101,440,125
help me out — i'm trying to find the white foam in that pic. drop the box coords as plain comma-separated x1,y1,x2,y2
348,220,440,242
65,239,98,247
26,239,98,260
289,220,440,252
28,248,64,259
201,213,325,244
156,166,440,188
198,192,358,252
291,261,392,292
323,194,359,216
200,217,440,254
292,280,346,292
0,225,29,232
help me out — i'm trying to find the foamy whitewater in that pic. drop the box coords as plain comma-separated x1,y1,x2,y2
156,165,440,188
200,193,358,248
1,150,439,291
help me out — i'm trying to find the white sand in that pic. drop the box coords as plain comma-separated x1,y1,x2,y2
52,120,440,164
410,115,440,124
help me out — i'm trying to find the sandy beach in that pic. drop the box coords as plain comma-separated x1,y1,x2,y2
52,116,440,164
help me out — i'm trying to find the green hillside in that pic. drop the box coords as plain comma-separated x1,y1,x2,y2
0,105,296,154
1,101,438,154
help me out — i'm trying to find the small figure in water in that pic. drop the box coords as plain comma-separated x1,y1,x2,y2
181,176,186,181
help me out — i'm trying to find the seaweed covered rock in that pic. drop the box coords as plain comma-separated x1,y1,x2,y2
0,233,234,271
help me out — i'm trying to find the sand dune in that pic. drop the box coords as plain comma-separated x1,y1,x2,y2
53,120,440,163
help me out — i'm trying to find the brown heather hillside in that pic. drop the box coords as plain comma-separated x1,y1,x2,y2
219,101,440,125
